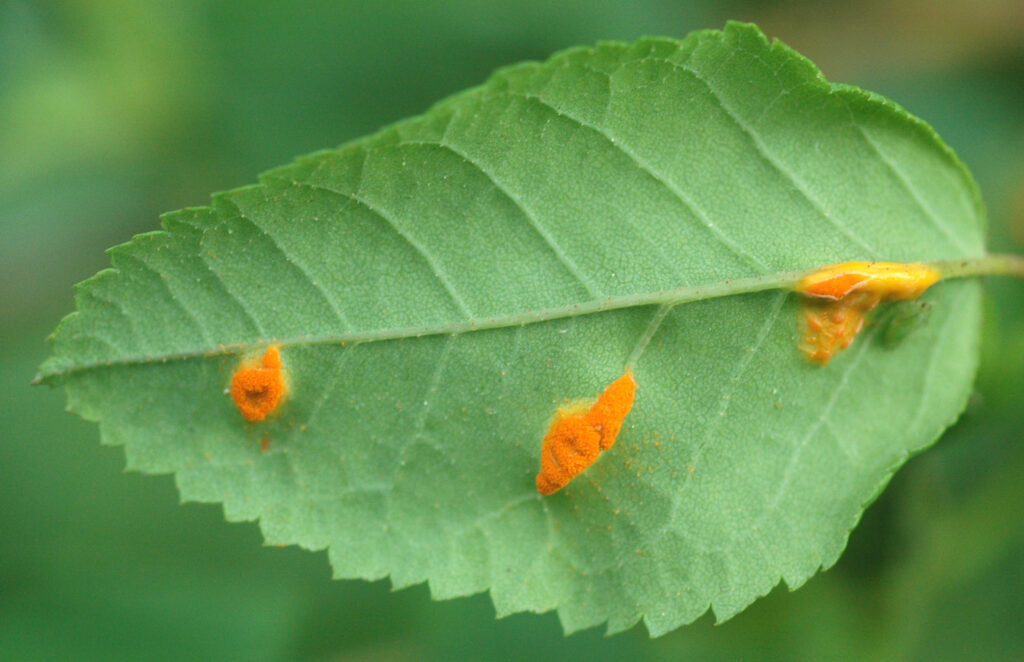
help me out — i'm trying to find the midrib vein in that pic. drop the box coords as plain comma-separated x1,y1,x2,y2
41,254,1017,382
39,269,807,381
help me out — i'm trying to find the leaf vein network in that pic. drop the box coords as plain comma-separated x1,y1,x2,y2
402,138,602,299
218,199,355,333
116,251,214,347
287,179,475,319
511,88,768,274
750,322,877,535
840,100,975,255
176,214,270,339
663,56,881,258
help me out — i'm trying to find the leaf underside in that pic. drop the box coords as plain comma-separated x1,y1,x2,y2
40,23,985,636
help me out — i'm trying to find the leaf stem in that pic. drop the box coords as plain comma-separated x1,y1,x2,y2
931,253,1024,280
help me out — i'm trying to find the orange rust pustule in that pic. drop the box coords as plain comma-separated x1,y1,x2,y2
231,345,286,421
800,297,870,365
536,373,636,495
796,261,940,301
586,373,637,450
796,262,941,365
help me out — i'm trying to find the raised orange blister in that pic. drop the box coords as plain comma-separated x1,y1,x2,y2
796,261,940,301
795,262,941,365
231,345,287,421
536,373,636,495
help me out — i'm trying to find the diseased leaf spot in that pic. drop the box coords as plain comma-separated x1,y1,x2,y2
536,373,636,495
799,296,870,364
796,261,940,301
231,346,287,421
795,262,940,364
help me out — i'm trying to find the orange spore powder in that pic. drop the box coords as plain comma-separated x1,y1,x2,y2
796,262,941,365
231,345,287,421
536,372,636,495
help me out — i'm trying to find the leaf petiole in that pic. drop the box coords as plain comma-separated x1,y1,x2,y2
931,253,1024,280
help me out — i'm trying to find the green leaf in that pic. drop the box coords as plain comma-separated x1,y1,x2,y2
38,22,986,635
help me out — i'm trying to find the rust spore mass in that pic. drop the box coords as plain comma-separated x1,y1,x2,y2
536,373,636,495
231,346,286,421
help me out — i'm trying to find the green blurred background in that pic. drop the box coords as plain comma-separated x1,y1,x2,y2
2,1,1022,660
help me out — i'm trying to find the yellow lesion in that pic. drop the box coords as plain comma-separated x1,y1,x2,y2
796,261,940,301
795,262,942,365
